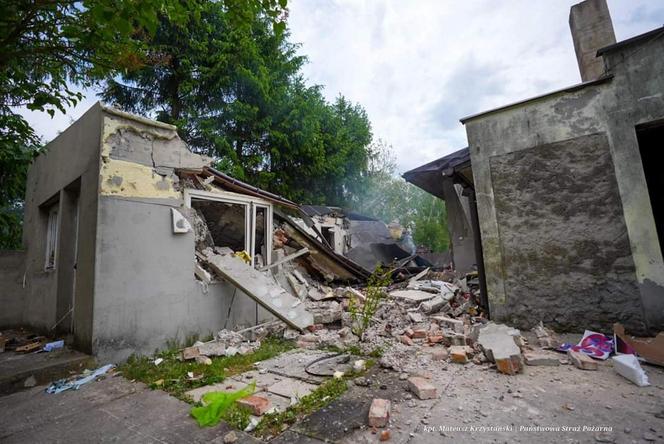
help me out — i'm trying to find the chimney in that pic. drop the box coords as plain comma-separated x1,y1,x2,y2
569,0,616,82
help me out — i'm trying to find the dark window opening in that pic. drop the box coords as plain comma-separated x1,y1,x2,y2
192,200,246,252
636,122,664,257
321,226,335,247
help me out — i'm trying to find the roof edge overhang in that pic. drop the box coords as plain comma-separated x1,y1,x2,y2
459,75,612,124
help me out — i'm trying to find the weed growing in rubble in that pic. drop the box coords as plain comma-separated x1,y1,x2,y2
348,265,392,339
120,336,295,400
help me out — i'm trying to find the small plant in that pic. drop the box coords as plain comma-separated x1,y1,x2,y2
348,265,392,339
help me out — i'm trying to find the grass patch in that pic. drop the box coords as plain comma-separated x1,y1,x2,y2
254,377,348,438
120,336,295,400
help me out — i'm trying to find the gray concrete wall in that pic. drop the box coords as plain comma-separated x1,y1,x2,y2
0,250,26,327
21,103,102,347
92,196,271,362
464,34,664,334
92,110,271,361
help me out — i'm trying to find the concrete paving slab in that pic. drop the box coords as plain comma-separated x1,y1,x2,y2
255,349,330,384
0,376,259,443
268,378,317,399
229,370,284,390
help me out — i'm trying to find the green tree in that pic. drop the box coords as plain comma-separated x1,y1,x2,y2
101,4,372,206
0,0,287,248
350,140,449,253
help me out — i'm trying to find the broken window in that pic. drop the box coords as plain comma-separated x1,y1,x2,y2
186,189,272,268
45,204,59,270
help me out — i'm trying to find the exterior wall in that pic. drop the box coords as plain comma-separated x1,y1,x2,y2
21,103,102,348
0,250,26,327
464,36,664,334
92,109,271,361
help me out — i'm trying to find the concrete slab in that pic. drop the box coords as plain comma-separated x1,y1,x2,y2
389,289,436,303
228,370,284,390
269,430,327,444
0,348,95,395
0,376,260,443
268,378,317,399
202,251,314,330
255,349,330,384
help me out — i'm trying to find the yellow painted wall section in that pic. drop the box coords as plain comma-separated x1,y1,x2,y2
99,111,183,199
100,158,181,199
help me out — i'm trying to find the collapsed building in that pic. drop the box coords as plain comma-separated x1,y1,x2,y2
0,104,369,361
405,0,664,335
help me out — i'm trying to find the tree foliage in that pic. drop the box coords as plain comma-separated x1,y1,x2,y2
101,2,372,206
0,0,288,248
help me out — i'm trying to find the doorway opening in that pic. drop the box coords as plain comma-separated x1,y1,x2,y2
636,122,664,258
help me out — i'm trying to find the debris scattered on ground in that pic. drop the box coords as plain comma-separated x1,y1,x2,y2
612,354,649,386
559,330,613,360
568,350,598,371
477,323,523,375
42,340,64,352
407,376,438,400
368,398,391,427
46,364,115,394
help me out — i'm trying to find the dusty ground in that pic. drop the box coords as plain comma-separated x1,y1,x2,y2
340,354,664,444
1,342,662,444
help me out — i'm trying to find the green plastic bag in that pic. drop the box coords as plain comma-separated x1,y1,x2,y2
191,382,255,427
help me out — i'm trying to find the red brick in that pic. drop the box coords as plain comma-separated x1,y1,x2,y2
400,335,414,346
380,430,391,441
411,329,427,339
405,328,414,338
407,376,438,400
496,355,523,375
428,335,444,344
449,346,468,364
237,395,271,416
368,398,391,428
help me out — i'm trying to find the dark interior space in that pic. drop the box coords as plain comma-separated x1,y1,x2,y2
192,200,246,252
636,122,664,257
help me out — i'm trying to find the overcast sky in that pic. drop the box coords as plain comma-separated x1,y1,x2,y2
19,0,664,173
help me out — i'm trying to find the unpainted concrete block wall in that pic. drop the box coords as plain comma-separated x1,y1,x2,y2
489,133,644,332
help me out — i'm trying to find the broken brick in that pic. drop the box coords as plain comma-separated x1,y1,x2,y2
407,376,438,400
400,335,414,346
411,329,427,339
182,346,200,360
368,398,391,427
495,355,523,375
380,430,391,441
405,328,415,338
568,350,598,371
428,335,444,344
449,346,469,364
307,324,325,332
236,395,270,416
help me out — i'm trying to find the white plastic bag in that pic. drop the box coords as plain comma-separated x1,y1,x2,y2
612,354,649,387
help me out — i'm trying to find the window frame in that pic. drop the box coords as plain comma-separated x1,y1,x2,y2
45,203,60,271
184,189,273,267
